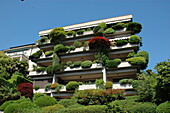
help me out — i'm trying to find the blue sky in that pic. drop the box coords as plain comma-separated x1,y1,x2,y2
0,0,170,70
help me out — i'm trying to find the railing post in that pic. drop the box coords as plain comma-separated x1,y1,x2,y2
102,67,106,83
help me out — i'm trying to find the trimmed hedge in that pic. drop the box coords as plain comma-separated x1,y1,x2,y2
105,58,121,68
4,103,20,113
129,35,141,44
66,61,72,66
58,98,77,108
112,22,125,30
156,101,170,113
66,81,79,90
0,100,15,111
136,51,149,61
69,45,76,51
105,81,113,89
73,61,82,67
54,44,68,53
81,60,92,68
104,28,115,34
33,93,46,101
126,57,147,69
77,29,86,35
34,96,57,107
119,79,133,85
127,52,136,58
126,22,142,34
99,23,107,29
29,50,43,61
116,40,128,46
41,104,65,113
66,30,76,36
45,51,53,57
37,36,48,45
73,41,82,48
36,67,46,73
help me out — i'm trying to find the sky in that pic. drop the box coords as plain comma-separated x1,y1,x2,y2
0,0,170,71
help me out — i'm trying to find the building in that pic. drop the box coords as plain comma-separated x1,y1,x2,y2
5,14,147,98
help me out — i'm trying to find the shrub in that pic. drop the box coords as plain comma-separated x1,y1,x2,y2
87,27,92,31
73,61,82,67
93,26,101,33
156,101,170,113
136,51,149,61
67,103,84,109
37,36,48,45
130,102,157,113
112,22,125,30
46,65,53,75
34,96,57,107
126,22,142,34
104,28,115,34
119,79,133,85
74,89,124,105
17,83,33,98
66,61,72,67
4,103,20,113
99,22,107,29
45,51,53,57
95,79,104,89
73,41,82,48
105,58,121,68
54,44,68,53
66,81,79,90
129,35,141,44
0,100,15,111
126,57,147,69
34,85,40,91
105,81,113,89
58,105,108,113
46,64,64,74
41,104,65,113
55,84,63,93
44,83,51,91
116,40,128,46
19,101,37,109
50,83,59,89
33,93,46,101
81,60,92,68
77,29,86,35
29,50,43,61
36,67,46,73
69,45,76,51
127,52,136,58
58,98,77,108
89,36,110,51
66,30,76,36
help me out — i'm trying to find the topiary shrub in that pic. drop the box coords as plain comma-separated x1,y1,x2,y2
130,102,157,113
29,50,43,61
129,35,141,44
81,60,93,68
34,96,57,107
67,103,84,109
77,29,86,35
136,51,149,61
105,58,121,68
69,45,76,51
4,103,20,113
127,52,136,58
66,30,76,36
104,28,115,34
41,104,65,113
105,81,113,89
0,100,15,111
50,83,59,89
58,98,77,108
116,40,128,46
33,93,46,101
126,57,147,69
36,67,46,73
156,101,170,113
34,85,40,91
112,23,125,30
19,101,37,110
119,79,133,85
37,36,48,45
66,81,79,91
73,61,82,68
17,83,33,98
99,22,107,29
66,61,72,67
126,22,142,34
45,51,53,57
73,41,82,48
54,44,68,53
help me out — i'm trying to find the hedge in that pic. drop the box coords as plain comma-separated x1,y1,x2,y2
36,67,46,73
126,22,142,34
81,60,92,68
156,101,170,113
45,51,53,57
104,28,115,34
105,58,121,68
119,79,133,85
112,23,125,30
37,36,48,45
66,30,76,36
54,44,68,53
99,23,107,29
34,96,57,107
73,61,82,67
93,26,101,33
136,51,149,61
4,103,21,113
0,100,15,111
116,40,128,46
58,98,77,108
66,81,79,91
126,57,147,69
105,81,113,89
33,93,47,101
41,104,65,113
73,41,82,48
129,35,141,44
77,29,86,35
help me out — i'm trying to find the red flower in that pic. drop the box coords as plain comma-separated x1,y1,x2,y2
17,83,33,98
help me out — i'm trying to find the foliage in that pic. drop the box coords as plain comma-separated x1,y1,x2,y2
66,81,79,90
77,29,86,35
50,83,59,89
115,39,128,46
17,83,33,98
119,79,133,85
55,84,63,93
34,85,40,91
104,28,115,34
94,53,109,66
126,22,142,34
4,103,20,113
45,51,53,57
58,105,108,113
46,65,54,75
112,22,125,30
99,22,107,29
81,60,92,68
93,26,101,33
36,67,46,73
105,81,113,89
89,36,110,52
69,45,76,51
34,96,57,107
37,36,48,45
105,58,121,68
49,27,66,43
86,27,92,31
129,35,141,44
136,50,149,61
41,104,65,113
67,103,84,109
73,61,82,68
52,53,60,65
126,57,147,69
66,61,72,67
44,83,52,91
54,44,68,53
73,41,82,48
74,89,124,105
95,79,104,89
66,30,76,36
17,101,38,112
127,52,136,58
33,93,46,101
46,64,64,75
29,50,43,61
58,98,77,108
156,101,170,113
0,100,15,111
